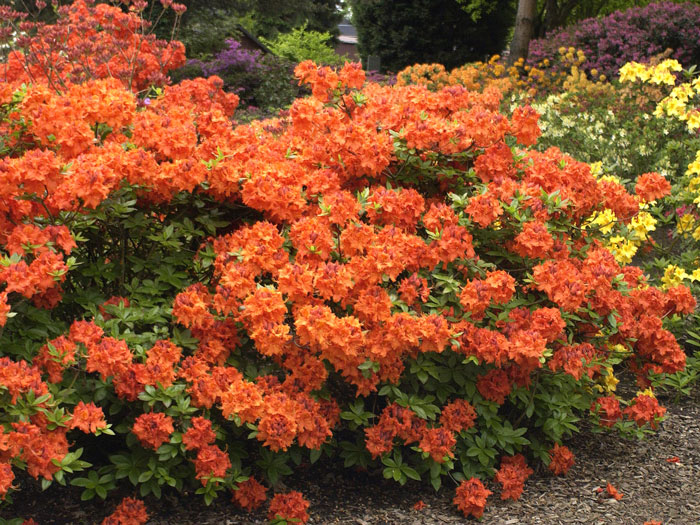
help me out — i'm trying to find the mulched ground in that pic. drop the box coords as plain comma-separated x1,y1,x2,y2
4,387,699,525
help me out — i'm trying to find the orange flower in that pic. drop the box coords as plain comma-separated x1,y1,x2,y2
69,401,107,434
193,444,231,486
132,412,174,450
512,221,554,259
590,396,622,428
495,454,533,501
232,477,267,512
476,368,512,404
439,399,476,433
635,172,671,202
510,105,541,146
548,443,575,475
268,491,310,525
623,394,666,429
453,478,491,519
465,192,503,227
418,426,456,463
0,463,15,500
182,417,216,451
102,497,149,525
0,292,9,328
412,500,426,511
605,482,623,501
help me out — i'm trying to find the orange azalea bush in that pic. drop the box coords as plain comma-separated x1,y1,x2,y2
0,2,695,522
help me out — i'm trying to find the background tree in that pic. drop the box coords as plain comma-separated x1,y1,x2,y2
351,0,514,73
508,0,537,64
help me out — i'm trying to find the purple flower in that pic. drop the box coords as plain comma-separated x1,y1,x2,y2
527,2,700,79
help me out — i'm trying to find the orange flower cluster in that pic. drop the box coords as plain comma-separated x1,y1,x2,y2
495,454,533,500
635,172,672,202
548,443,575,475
102,496,149,525
453,478,492,519
0,40,694,518
2,0,185,92
131,412,174,450
623,394,666,429
591,396,623,428
2,419,68,481
267,490,310,525
232,477,267,512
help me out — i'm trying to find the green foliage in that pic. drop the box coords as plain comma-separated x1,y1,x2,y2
261,24,345,66
350,0,515,72
225,0,343,40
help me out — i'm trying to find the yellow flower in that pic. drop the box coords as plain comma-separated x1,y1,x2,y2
677,214,696,235
687,111,700,132
588,208,617,234
692,268,700,281
606,235,638,265
589,161,603,177
693,225,700,241
661,264,688,289
686,153,700,176
603,367,619,393
600,174,622,184
630,211,657,239
636,387,656,399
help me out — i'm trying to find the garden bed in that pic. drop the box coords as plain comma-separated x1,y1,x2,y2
7,389,699,524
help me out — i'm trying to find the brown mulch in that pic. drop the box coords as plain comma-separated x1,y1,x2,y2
3,389,699,525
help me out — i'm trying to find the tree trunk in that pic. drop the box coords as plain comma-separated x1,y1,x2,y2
508,0,537,65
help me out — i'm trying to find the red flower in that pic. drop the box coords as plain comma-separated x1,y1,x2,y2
412,500,426,511
453,478,491,519
268,491,310,524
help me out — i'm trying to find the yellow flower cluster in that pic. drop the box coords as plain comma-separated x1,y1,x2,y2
396,48,611,99
593,365,620,394
661,264,700,288
620,59,700,132
395,58,515,93
618,59,682,85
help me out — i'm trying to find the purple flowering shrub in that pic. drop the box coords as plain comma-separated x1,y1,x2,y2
172,39,298,112
190,39,262,76
528,2,700,78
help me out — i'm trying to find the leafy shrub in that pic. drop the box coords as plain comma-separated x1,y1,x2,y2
0,6,695,524
351,0,515,72
261,23,344,66
530,57,700,393
396,50,612,99
0,0,185,92
528,1,700,79
174,39,298,113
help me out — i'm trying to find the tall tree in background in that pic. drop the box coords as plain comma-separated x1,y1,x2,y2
509,0,537,64
351,0,514,72
229,0,343,39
